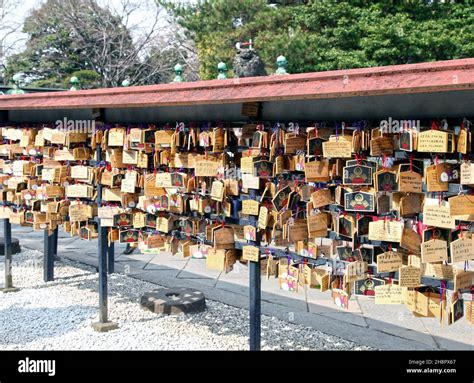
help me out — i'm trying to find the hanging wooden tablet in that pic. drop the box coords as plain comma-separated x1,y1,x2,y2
213,226,235,250
336,246,357,262
272,185,291,212
376,193,391,215
370,136,394,156
400,228,421,255
307,211,328,237
374,170,398,192
307,137,325,156
460,162,474,185
399,266,421,288
356,215,371,236
304,160,329,182
398,170,422,193
405,290,429,317
466,301,474,325
368,219,403,242
287,219,308,242
399,193,423,216
448,195,474,217
258,206,269,230
422,200,456,229
453,270,473,292
244,225,257,241
286,189,301,211
195,160,220,177
311,189,332,208
450,236,474,263
119,229,139,244
322,138,352,158
421,239,448,263
108,128,126,146
417,130,450,153
448,292,464,325
284,133,305,154
254,159,273,178
399,130,413,151
155,130,174,146
113,213,133,227
343,164,372,185
337,215,355,239
344,261,368,283
425,165,448,192
242,199,259,216
344,191,375,212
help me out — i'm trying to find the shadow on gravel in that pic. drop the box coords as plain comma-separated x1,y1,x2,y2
0,304,95,346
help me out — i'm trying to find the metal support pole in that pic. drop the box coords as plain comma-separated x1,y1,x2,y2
53,226,59,259
107,242,114,274
1,218,18,292
43,229,54,282
98,225,108,322
92,140,117,332
248,189,261,351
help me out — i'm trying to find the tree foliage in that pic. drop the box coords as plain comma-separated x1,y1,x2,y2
5,0,190,88
161,0,474,80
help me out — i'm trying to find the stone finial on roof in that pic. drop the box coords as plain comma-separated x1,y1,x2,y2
233,49,267,78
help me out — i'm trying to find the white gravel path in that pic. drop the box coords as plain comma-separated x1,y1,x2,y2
0,249,372,350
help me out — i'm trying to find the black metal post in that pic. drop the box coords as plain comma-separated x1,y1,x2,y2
107,242,115,274
2,218,18,292
43,229,54,282
98,225,108,322
53,226,59,259
92,141,117,331
248,189,261,351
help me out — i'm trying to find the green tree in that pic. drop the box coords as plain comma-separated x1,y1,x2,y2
5,0,189,88
160,0,474,79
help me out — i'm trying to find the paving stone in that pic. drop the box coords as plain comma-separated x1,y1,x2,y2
182,258,221,279
136,268,182,278
421,317,473,350
215,280,249,296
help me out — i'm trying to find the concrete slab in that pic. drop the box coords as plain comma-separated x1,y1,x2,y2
260,277,307,308
91,321,119,332
421,317,473,350
307,288,362,314
318,312,368,328
215,280,249,296
128,268,182,279
115,252,155,264
143,261,187,271
142,253,189,270
182,258,221,279
176,271,219,287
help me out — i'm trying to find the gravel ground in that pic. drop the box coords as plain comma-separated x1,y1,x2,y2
0,249,372,350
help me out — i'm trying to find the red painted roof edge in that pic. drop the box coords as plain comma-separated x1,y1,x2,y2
1,58,473,110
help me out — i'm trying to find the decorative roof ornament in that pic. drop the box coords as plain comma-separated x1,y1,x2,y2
6,73,26,95
69,76,80,91
217,62,228,80
233,39,267,78
275,55,289,75
173,64,184,83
